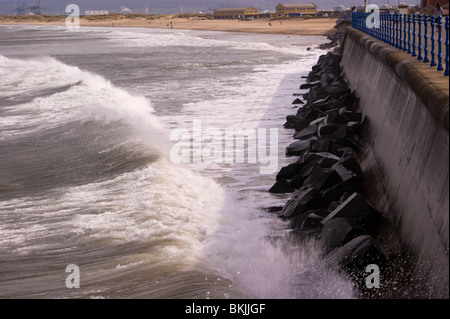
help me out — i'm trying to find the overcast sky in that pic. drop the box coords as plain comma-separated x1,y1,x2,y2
0,0,421,14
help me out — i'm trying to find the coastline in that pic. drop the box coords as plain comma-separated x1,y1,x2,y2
0,15,339,36
269,35,401,298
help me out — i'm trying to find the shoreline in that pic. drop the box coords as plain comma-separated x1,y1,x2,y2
0,15,340,37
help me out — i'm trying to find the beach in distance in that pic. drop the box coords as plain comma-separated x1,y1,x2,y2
0,14,339,36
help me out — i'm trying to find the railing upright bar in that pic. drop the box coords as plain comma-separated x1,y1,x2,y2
437,16,443,71
384,14,387,42
445,16,449,76
412,14,417,57
407,14,412,54
403,14,408,51
431,15,437,67
423,15,429,63
391,13,395,46
394,13,398,49
418,15,423,60
397,14,403,50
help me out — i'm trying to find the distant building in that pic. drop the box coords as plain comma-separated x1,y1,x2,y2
275,3,318,17
15,1,45,15
84,10,109,16
397,3,409,14
214,7,259,19
421,0,449,14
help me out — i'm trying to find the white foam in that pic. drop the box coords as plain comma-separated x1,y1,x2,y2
0,55,169,152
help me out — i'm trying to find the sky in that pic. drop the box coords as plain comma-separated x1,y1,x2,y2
0,0,421,15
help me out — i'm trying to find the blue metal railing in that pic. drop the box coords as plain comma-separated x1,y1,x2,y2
352,12,449,76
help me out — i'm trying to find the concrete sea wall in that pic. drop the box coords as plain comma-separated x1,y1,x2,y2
340,28,449,298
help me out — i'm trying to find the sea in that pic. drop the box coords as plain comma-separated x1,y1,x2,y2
0,24,356,299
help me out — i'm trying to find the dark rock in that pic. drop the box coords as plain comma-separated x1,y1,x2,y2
310,138,338,155
328,201,340,211
278,187,323,219
298,212,326,233
294,119,311,132
288,209,313,230
263,206,283,213
339,148,363,177
284,122,296,129
269,179,296,194
318,123,341,137
309,116,326,126
332,163,356,182
298,161,319,177
340,110,363,123
346,121,362,133
311,97,330,106
319,218,365,254
300,81,321,90
339,92,359,108
286,140,311,156
326,112,349,125
307,83,351,105
320,193,381,231
292,98,305,105
294,124,318,140
276,161,303,180
326,235,389,279
298,108,320,121
317,100,345,113
321,177,361,204
284,115,300,129
290,174,306,189
302,166,343,191
334,137,359,150
320,72,338,84
302,152,340,168
289,208,330,231
332,126,358,140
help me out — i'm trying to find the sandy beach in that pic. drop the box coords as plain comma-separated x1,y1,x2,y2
0,15,339,36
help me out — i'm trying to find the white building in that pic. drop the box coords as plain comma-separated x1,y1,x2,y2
84,10,109,15
333,5,347,12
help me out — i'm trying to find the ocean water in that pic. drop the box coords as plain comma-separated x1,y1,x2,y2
0,25,356,299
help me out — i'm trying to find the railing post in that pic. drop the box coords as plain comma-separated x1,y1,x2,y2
391,13,395,46
376,14,381,39
403,14,407,51
423,15,430,63
396,13,400,48
407,14,412,54
384,13,388,42
431,15,437,66
412,14,417,57
387,13,390,43
417,14,423,60
445,16,449,76
437,16,443,71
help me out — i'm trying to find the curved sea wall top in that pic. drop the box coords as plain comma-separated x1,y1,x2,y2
340,27,449,298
